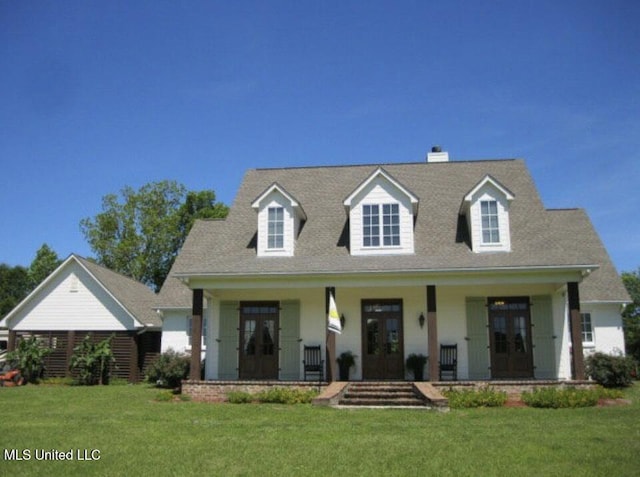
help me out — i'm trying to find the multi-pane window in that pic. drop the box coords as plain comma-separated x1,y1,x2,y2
363,203,400,247
481,200,500,244
363,204,380,247
581,312,594,343
382,204,400,246
267,206,284,249
187,317,208,347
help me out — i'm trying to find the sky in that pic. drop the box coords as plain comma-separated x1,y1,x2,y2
1,1,638,274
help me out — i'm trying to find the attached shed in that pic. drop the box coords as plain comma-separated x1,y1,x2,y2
0,255,162,382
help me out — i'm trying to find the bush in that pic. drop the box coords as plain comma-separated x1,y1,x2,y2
522,387,599,408
227,391,254,404
69,334,115,385
443,386,507,408
6,336,51,383
226,387,319,404
146,349,190,388
586,352,635,388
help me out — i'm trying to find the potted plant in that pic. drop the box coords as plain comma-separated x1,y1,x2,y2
406,353,428,381
336,351,356,381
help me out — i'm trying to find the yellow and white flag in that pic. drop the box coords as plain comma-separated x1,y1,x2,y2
327,292,342,334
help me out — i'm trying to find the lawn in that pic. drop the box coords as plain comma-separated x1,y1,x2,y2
0,384,639,477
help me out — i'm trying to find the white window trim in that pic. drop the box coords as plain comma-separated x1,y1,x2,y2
362,202,401,248
267,206,285,250
187,316,208,350
580,312,595,348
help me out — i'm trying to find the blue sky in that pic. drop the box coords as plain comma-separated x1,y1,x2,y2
1,1,638,273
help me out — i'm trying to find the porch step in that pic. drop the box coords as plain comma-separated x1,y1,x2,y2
338,382,428,408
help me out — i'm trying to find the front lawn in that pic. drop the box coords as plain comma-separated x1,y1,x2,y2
0,383,638,476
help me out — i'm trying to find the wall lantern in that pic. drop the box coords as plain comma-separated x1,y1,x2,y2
418,313,425,329
340,314,346,329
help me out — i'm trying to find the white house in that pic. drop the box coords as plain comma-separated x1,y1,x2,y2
0,255,162,381
157,151,629,382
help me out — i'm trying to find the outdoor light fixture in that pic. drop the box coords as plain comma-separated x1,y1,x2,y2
419,313,425,329
340,314,346,329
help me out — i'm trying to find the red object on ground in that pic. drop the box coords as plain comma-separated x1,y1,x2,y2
0,369,24,386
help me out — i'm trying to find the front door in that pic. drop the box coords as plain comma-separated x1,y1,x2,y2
361,299,404,380
488,297,534,378
239,302,279,380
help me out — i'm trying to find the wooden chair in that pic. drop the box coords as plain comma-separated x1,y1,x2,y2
439,344,458,381
303,345,324,382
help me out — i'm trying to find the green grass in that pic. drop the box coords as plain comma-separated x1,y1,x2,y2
1,384,639,476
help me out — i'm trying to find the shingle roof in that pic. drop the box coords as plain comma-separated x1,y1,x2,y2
75,256,162,328
168,159,627,302
545,210,630,303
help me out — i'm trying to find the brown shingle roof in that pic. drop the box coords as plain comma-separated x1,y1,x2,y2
76,256,162,328
168,159,626,302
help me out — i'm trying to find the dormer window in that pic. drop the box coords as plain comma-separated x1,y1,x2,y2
344,168,418,256
480,200,500,244
268,207,284,249
363,203,400,247
252,183,306,257
461,175,514,253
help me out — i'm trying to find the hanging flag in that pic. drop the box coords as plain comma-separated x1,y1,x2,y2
327,292,342,334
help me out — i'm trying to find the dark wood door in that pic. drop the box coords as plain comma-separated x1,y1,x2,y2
239,302,279,380
362,299,404,380
488,297,534,379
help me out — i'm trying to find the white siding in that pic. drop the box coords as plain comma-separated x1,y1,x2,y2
581,303,626,356
349,177,415,256
256,190,297,257
161,308,209,362
10,262,137,331
467,183,511,253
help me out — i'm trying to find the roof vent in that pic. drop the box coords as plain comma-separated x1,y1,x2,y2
427,145,449,163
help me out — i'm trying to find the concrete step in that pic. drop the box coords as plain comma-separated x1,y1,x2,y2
338,382,427,407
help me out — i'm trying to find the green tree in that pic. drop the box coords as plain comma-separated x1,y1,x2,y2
6,336,51,383
0,264,30,318
80,181,228,291
621,268,640,363
28,244,61,289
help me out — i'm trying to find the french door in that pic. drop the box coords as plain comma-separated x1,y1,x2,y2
361,299,404,380
239,302,279,380
488,297,534,378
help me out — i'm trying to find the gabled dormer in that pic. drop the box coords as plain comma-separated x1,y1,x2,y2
344,168,419,256
252,183,306,257
461,175,514,253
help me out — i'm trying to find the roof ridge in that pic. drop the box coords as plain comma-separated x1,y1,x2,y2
253,158,519,172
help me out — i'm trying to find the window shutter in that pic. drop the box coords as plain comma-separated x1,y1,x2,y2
531,295,556,379
279,300,301,380
218,301,239,380
466,297,490,380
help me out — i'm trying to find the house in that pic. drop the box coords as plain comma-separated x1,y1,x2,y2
0,254,162,382
157,150,629,383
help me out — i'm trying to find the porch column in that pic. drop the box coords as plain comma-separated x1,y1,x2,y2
568,282,585,380
325,287,337,382
189,289,204,381
427,285,439,382
8,330,16,352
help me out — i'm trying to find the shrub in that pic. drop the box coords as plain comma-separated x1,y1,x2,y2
227,391,254,404
226,387,319,404
586,352,635,388
69,334,115,385
154,390,175,402
6,336,51,383
146,349,190,389
521,387,599,408
443,386,507,408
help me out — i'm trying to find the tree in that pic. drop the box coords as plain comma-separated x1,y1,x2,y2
28,244,61,289
80,181,228,291
0,264,30,318
621,268,640,363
